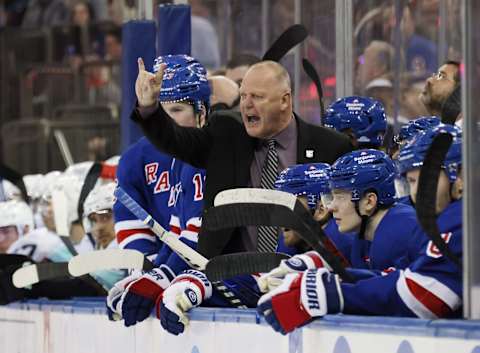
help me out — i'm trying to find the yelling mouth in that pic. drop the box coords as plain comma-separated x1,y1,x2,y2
246,115,260,123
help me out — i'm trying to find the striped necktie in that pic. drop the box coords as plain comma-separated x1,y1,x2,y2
257,139,279,252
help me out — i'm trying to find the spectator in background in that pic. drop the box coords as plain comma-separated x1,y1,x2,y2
225,53,261,87
71,0,95,27
355,40,394,95
22,0,68,28
419,61,461,121
382,4,437,83
189,0,220,70
104,27,122,61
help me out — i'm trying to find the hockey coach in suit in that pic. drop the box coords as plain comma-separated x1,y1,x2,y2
131,58,353,258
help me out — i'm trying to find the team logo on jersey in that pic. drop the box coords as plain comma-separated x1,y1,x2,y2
145,163,159,184
426,232,453,258
145,163,171,194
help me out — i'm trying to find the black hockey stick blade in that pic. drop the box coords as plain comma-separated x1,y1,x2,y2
0,162,29,202
211,188,351,267
440,85,461,125
203,203,354,282
262,24,308,62
0,254,32,268
12,262,70,288
77,162,102,221
302,58,325,118
416,133,461,268
205,252,290,281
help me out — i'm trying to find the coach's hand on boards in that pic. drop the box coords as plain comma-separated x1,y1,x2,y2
135,57,165,108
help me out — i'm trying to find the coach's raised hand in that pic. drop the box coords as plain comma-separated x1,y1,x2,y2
135,57,165,108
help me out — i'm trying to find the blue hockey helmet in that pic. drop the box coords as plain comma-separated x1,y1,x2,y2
395,116,441,144
274,163,331,209
397,123,462,182
324,96,387,147
330,149,397,206
153,54,210,112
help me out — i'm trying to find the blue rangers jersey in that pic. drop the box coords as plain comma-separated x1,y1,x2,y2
348,202,423,271
154,161,206,275
341,200,462,318
114,137,176,256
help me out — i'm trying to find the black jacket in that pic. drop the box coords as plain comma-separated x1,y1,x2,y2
131,106,353,258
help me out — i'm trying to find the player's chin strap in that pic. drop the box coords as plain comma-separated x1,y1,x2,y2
353,192,382,240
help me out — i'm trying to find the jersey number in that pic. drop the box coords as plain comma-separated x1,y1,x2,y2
192,173,204,201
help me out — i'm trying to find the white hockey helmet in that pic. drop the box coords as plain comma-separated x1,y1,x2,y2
23,174,46,200
64,161,94,180
1,179,21,201
82,182,116,232
0,200,34,236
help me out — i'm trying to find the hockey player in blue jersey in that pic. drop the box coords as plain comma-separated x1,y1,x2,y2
392,116,441,203
114,54,210,257
258,149,423,291
329,149,422,272
108,55,211,326
256,124,463,334
324,96,387,150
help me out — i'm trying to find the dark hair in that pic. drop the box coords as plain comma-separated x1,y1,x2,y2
226,53,261,69
444,60,461,84
104,26,122,42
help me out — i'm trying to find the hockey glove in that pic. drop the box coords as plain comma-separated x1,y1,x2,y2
106,272,142,321
257,268,343,335
159,269,212,335
258,251,328,293
119,265,175,327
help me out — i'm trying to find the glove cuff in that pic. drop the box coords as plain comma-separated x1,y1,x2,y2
172,269,213,301
300,269,343,317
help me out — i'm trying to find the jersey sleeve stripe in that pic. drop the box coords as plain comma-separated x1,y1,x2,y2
170,225,181,235
396,269,460,319
115,220,151,232
116,228,156,243
180,230,199,243
118,233,158,249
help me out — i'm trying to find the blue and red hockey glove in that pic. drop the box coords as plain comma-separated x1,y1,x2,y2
257,268,343,334
158,269,212,335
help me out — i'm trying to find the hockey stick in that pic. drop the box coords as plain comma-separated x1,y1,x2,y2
114,186,287,274
203,189,354,282
114,187,289,307
0,254,32,268
69,249,154,276
12,263,69,288
12,249,155,288
114,186,209,270
416,133,462,268
77,162,102,221
204,252,289,282
302,58,325,118
262,24,308,62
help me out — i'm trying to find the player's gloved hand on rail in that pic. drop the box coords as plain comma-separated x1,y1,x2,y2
159,269,212,335
257,268,343,335
119,265,175,327
258,251,329,293
106,271,143,321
